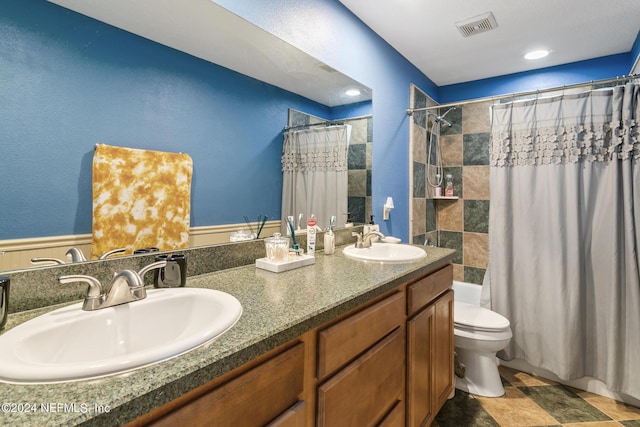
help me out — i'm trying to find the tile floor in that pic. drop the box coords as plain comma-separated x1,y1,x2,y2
432,366,640,427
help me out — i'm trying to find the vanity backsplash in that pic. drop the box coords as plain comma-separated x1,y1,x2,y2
5,226,363,314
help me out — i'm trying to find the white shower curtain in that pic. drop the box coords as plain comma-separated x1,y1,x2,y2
281,125,351,231
489,83,640,399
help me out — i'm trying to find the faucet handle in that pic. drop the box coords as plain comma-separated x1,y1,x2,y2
58,275,105,311
98,248,127,260
59,275,102,296
138,260,168,279
351,232,363,248
31,257,65,265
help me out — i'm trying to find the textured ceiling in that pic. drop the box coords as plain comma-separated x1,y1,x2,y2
339,0,640,85
47,0,372,107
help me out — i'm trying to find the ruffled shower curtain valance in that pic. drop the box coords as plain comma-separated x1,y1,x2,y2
489,83,640,399
491,85,640,166
281,125,351,231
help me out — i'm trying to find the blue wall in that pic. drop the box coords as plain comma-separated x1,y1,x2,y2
438,53,632,104
0,0,333,239
631,30,640,72
215,0,439,240
1,0,634,242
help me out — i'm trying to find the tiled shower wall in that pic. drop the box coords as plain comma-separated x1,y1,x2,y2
410,86,491,284
289,109,372,226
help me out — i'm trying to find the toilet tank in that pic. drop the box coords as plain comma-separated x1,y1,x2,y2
452,281,482,306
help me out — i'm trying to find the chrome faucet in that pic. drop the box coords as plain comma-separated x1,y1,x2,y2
30,248,89,265
31,247,126,266
59,260,167,311
352,231,385,248
66,247,88,263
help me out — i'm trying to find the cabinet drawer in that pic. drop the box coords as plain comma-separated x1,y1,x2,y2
317,291,404,379
317,328,404,427
407,264,452,316
152,343,304,427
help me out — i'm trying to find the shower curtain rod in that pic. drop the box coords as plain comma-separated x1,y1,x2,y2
406,73,640,115
284,120,346,131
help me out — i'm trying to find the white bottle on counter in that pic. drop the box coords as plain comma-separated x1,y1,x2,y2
307,215,317,256
324,215,336,255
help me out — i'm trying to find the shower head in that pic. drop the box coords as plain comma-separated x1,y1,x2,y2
436,117,453,127
427,110,453,127
435,106,456,127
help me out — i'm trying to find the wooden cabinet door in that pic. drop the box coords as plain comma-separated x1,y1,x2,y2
317,328,404,427
406,304,435,427
432,290,454,411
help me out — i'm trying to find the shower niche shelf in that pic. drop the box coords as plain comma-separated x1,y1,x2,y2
432,196,459,200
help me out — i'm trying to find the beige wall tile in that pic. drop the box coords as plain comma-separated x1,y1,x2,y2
412,198,426,236
453,263,464,281
462,100,492,134
437,200,463,231
463,232,489,269
412,124,426,164
349,117,368,144
348,170,366,197
441,134,463,166
463,166,490,200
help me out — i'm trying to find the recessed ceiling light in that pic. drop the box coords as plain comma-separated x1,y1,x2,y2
345,88,361,97
524,50,549,60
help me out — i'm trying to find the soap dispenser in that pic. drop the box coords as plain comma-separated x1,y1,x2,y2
324,216,336,255
344,212,353,228
364,215,379,235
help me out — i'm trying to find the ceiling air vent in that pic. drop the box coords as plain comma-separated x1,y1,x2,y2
456,12,498,38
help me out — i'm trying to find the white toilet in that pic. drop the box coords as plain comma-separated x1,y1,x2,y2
452,281,512,397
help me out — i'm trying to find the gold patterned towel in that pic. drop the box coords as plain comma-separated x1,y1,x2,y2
91,143,193,258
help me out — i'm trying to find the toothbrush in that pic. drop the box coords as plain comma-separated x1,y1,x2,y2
287,216,299,254
243,216,256,238
256,214,268,239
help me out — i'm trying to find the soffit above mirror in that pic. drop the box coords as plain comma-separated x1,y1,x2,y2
47,0,372,107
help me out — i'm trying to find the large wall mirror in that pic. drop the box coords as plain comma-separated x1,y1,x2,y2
0,0,372,272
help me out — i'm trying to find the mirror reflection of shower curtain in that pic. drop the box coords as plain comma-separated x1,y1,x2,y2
489,83,640,399
281,125,351,231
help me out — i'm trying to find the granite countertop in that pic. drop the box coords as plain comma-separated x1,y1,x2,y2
0,245,455,427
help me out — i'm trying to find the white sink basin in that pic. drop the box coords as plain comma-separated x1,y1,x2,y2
343,243,427,263
0,288,242,384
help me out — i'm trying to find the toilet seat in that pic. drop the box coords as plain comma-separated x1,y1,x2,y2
454,302,510,332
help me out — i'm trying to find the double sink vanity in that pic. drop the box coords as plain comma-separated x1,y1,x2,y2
0,228,455,426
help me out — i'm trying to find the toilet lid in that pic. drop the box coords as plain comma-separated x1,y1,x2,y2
454,302,510,332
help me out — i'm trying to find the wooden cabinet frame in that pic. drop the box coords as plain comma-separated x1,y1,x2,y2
131,264,453,427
